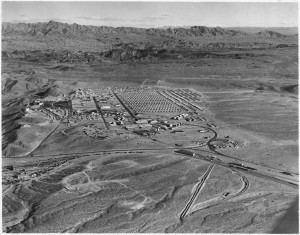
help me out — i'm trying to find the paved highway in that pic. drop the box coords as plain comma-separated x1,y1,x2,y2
179,164,215,220
21,114,298,189
92,96,110,129
178,152,298,189
185,123,298,174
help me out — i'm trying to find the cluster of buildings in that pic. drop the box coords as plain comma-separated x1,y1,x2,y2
211,139,244,149
185,117,196,122
108,112,130,126
163,121,182,129
172,113,189,120
25,99,72,122
24,86,218,149
2,159,68,185
74,112,102,121
228,140,244,149
38,107,69,120
82,126,109,139
192,141,206,146
116,90,182,113
124,118,183,132
110,121,124,126
172,113,197,122
73,87,122,108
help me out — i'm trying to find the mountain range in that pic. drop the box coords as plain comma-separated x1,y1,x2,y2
2,21,298,52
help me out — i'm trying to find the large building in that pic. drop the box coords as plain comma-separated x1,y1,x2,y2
101,106,111,110
135,119,148,124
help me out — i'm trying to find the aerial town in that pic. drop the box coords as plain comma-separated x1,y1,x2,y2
3,85,248,185
2,2,298,233
26,87,219,138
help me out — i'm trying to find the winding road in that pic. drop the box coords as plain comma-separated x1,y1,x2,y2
184,123,299,176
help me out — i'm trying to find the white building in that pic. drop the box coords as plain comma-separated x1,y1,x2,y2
135,119,148,124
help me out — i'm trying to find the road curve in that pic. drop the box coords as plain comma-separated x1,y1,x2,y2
184,123,299,175
230,169,250,197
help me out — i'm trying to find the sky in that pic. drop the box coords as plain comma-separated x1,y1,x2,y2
2,1,298,28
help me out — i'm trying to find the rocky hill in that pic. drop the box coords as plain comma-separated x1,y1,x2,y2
2,21,297,52
226,27,298,35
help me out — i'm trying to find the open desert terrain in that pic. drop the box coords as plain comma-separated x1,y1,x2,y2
2,18,298,233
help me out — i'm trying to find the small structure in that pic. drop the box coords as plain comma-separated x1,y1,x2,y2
101,106,111,110
135,119,148,124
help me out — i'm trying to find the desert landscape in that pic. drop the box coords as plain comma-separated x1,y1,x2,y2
2,2,298,233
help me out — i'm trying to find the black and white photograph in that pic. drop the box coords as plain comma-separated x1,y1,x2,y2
1,0,298,233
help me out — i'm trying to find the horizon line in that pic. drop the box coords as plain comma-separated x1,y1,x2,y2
2,20,298,29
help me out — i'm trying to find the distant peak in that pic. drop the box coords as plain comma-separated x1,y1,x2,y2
46,20,63,26
257,30,286,38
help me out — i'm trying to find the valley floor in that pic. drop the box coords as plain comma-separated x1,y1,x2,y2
2,84,298,233
2,52,298,232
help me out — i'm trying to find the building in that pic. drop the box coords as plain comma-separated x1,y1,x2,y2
172,115,181,120
149,120,158,124
101,106,111,110
135,119,148,124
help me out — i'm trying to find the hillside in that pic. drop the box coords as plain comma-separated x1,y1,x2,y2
226,27,298,35
2,21,297,52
